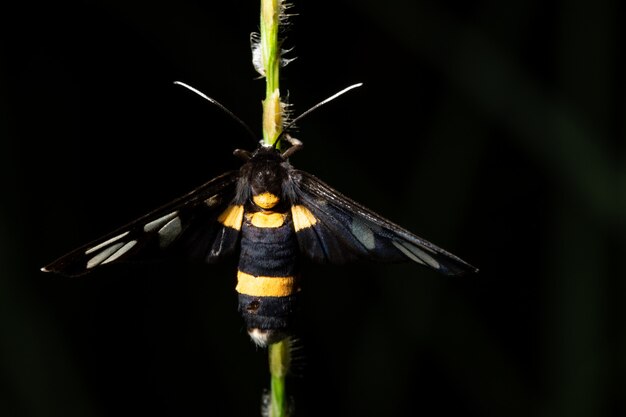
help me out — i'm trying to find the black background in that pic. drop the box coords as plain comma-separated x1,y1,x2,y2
1,1,623,416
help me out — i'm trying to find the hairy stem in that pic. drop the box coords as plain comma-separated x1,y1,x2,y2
261,0,282,147
260,1,290,416
268,339,290,417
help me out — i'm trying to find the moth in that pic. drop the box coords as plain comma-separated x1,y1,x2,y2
42,83,478,346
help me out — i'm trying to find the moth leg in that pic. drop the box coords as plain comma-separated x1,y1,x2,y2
281,134,303,159
234,149,253,161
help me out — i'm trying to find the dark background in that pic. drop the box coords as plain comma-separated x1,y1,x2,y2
0,1,623,416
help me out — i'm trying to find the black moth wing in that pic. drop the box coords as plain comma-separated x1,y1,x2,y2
42,171,241,277
290,170,478,276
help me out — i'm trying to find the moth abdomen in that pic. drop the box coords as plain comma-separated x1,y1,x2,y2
238,293,301,346
235,206,302,346
238,213,298,276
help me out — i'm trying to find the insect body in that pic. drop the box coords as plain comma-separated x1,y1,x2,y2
42,141,477,345
42,93,477,346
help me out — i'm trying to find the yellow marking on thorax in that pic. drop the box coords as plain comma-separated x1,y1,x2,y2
291,205,317,231
247,211,287,228
253,192,280,209
217,204,244,230
236,270,299,297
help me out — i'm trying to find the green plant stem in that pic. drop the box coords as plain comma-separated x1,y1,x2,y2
260,0,290,416
268,339,290,417
261,0,282,147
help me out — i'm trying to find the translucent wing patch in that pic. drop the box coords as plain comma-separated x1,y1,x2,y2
290,170,477,276
42,171,241,276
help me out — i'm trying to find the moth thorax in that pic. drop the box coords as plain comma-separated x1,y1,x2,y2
253,192,280,209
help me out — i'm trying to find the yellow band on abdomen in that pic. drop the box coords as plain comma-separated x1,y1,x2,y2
247,211,286,228
236,270,298,297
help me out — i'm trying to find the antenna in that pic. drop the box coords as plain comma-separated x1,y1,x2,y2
274,82,364,147
174,81,257,143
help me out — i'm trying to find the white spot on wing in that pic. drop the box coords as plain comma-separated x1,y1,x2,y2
158,217,182,248
85,231,129,255
101,240,138,264
351,219,375,250
87,242,124,269
144,211,179,232
209,228,227,257
392,240,440,269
